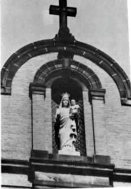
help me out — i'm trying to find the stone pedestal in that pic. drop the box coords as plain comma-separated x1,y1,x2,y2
58,150,80,156
29,150,114,188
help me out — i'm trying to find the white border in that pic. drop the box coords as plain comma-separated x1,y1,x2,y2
127,0,131,80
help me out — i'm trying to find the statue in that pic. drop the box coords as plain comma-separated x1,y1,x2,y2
70,99,80,132
55,93,80,156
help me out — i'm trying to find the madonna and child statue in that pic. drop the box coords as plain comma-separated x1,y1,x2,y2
55,93,80,156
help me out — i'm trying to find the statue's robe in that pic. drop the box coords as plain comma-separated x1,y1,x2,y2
55,107,77,152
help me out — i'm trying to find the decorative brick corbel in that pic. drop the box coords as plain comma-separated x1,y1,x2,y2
89,89,106,104
29,83,46,99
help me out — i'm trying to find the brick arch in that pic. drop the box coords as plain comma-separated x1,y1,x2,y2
33,59,102,90
1,38,131,105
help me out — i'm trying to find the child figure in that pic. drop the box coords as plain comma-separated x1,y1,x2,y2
70,99,80,115
70,99,80,131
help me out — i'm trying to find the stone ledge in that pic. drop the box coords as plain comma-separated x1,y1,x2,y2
33,176,110,188
29,83,46,99
29,150,114,187
31,150,111,166
1,158,131,186
121,98,131,106
89,89,106,103
1,86,11,95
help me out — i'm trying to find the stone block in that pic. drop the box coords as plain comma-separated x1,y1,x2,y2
93,155,111,165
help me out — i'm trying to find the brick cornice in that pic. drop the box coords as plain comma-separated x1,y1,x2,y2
29,83,46,99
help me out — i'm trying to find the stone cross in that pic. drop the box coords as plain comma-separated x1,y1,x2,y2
49,0,77,29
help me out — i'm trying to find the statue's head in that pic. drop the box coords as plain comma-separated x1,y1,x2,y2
61,93,70,107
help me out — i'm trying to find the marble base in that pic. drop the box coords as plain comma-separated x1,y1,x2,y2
35,172,110,187
58,150,80,156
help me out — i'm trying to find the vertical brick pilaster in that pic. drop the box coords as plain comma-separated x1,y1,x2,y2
32,94,45,151
83,90,94,156
29,83,47,151
89,89,107,155
44,88,52,153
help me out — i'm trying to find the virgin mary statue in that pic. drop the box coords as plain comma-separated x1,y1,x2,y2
55,93,80,156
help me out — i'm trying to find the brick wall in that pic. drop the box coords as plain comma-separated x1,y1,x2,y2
1,94,31,160
1,52,131,169
1,53,56,159
74,56,131,169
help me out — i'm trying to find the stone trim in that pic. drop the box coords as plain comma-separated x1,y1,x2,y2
29,150,114,187
1,186,31,189
121,98,131,106
114,168,131,182
2,159,29,175
33,59,102,90
1,157,131,184
29,83,46,99
1,39,130,105
89,89,106,103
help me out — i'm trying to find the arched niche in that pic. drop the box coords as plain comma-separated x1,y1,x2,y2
30,59,104,156
51,78,82,104
51,78,86,155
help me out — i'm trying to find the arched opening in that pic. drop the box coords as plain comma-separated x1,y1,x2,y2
51,78,86,156
31,59,103,156
52,78,82,104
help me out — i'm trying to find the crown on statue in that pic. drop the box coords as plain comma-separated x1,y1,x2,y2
62,93,70,100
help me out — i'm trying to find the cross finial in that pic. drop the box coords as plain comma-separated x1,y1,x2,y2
49,0,77,29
